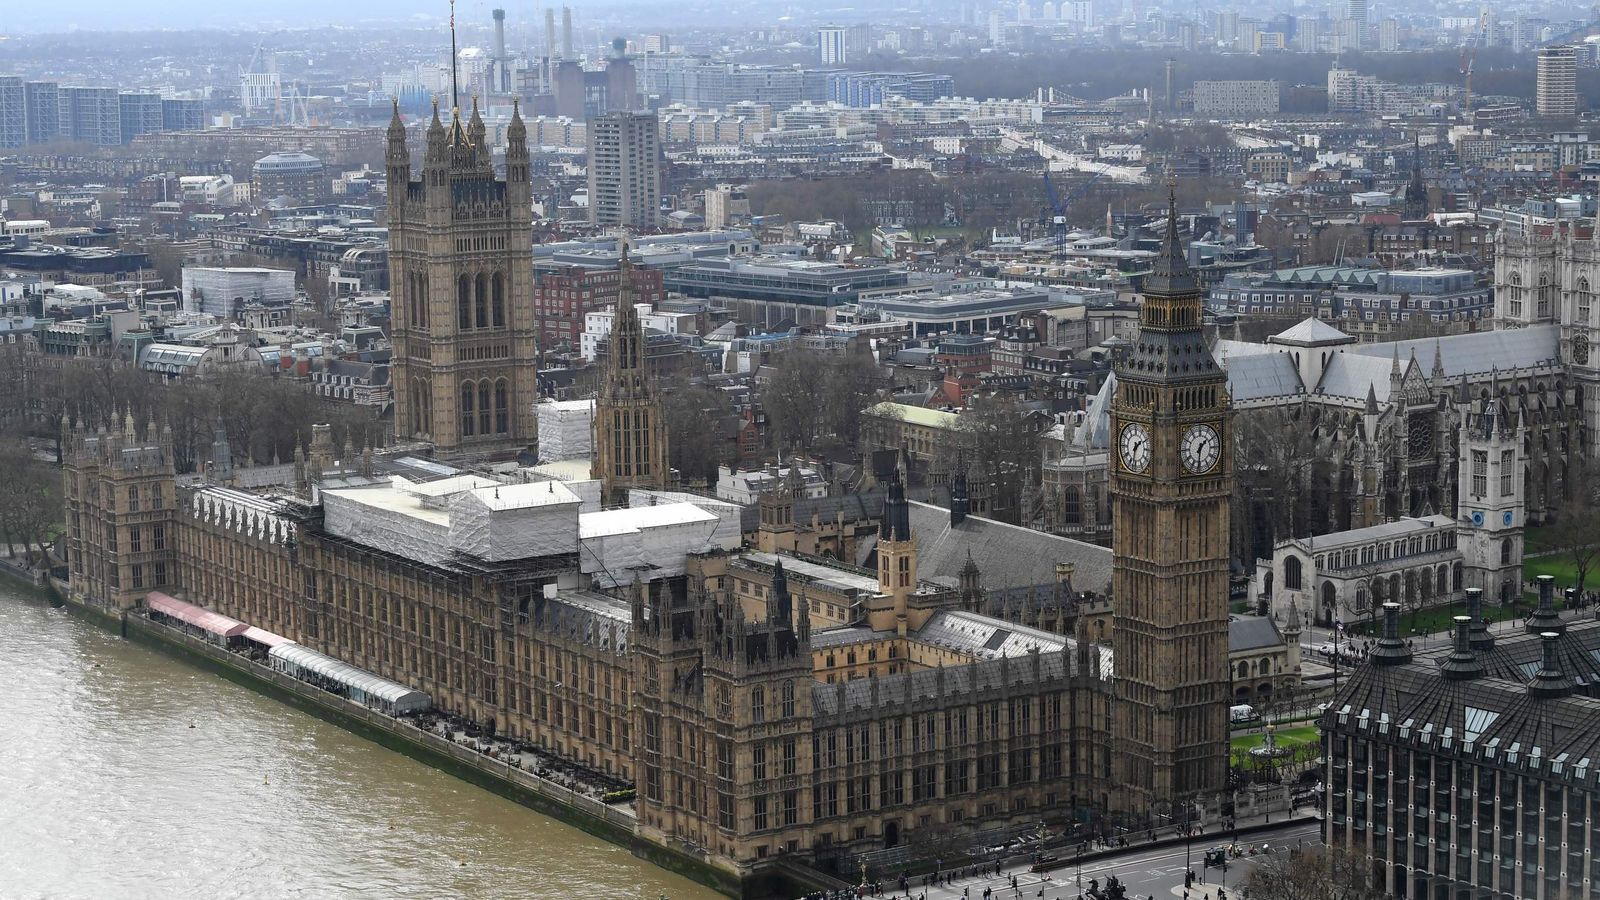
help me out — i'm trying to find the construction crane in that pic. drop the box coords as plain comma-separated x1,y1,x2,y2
1040,127,1150,258
1460,9,1490,117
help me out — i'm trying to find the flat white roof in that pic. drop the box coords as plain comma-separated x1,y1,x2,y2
579,502,719,539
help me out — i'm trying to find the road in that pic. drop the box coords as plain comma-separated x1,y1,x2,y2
885,820,1324,900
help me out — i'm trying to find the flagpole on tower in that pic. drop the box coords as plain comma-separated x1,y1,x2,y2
449,0,460,110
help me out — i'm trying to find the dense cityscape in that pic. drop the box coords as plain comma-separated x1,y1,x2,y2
4,0,1600,897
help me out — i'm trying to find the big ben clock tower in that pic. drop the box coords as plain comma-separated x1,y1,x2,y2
1110,181,1232,814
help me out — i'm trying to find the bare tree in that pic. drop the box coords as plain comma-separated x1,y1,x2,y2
1552,465,1600,595
761,349,830,453
1246,846,1386,900
0,440,58,565
942,395,1042,525
1233,406,1323,562
660,373,733,489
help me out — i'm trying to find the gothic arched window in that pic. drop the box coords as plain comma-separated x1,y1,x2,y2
494,379,509,435
492,271,505,328
474,273,488,329
460,381,475,436
1063,485,1081,525
1284,555,1303,590
1538,272,1553,319
479,382,491,436
1507,271,1524,319
1580,277,1594,324
457,275,471,329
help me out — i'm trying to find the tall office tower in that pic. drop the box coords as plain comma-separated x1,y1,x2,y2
586,110,661,230
818,24,848,64
59,86,121,146
118,92,163,144
23,81,59,143
591,249,669,505
1537,45,1578,116
0,77,23,148
386,99,538,456
1110,183,1233,813
1346,0,1368,27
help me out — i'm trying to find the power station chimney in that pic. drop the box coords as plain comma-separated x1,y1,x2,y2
562,7,574,60
492,8,508,92
545,7,558,60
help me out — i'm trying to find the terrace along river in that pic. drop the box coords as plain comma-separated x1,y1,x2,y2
0,583,719,900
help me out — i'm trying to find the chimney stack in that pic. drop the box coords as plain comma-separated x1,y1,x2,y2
1464,587,1494,649
492,9,508,92
562,7,574,60
1370,602,1412,666
1526,574,1565,635
1439,615,1484,680
1529,632,1576,699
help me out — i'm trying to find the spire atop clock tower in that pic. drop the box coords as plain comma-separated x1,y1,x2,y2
1109,177,1233,813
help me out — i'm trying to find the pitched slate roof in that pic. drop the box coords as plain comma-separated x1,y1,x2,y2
1229,616,1285,653
1270,317,1356,346
1347,325,1561,378
1226,351,1304,402
901,500,1113,594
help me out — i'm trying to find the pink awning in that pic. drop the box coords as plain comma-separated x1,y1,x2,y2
145,591,248,638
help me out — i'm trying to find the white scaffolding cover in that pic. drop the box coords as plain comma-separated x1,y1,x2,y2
321,476,581,566
579,502,741,588
537,399,595,464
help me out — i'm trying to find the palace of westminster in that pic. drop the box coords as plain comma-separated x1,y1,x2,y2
57,97,1600,887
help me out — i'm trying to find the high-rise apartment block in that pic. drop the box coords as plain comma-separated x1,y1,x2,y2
1537,45,1578,116
59,86,121,146
23,81,59,143
161,98,205,132
1192,80,1280,116
818,25,848,64
0,77,22,148
118,91,163,145
586,110,661,231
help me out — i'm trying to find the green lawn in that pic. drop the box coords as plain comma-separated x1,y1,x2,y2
1346,599,1525,637
1230,725,1320,753
1523,555,1592,592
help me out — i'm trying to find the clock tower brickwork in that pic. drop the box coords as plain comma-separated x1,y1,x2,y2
1109,184,1233,814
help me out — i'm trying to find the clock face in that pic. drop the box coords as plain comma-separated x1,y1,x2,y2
1503,510,1514,527
1471,510,1485,527
1119,423,1152,474
1181,424,1222,474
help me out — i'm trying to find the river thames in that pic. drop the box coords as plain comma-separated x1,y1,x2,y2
0,583,720,900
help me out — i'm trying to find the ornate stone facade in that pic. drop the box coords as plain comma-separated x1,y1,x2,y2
591,251,671,506
1109,185,1234,812
61,418,178,609
387,99,537,456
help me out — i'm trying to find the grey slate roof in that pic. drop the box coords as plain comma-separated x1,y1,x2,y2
1347,325,1561,378
1271,318,1355,346
902,500,1113,595
916,609,1068,658
1225,351,1304,402
1229,616,1285,653
1316,351,1403,402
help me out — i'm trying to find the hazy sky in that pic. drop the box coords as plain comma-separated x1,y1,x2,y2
12,1,542,33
